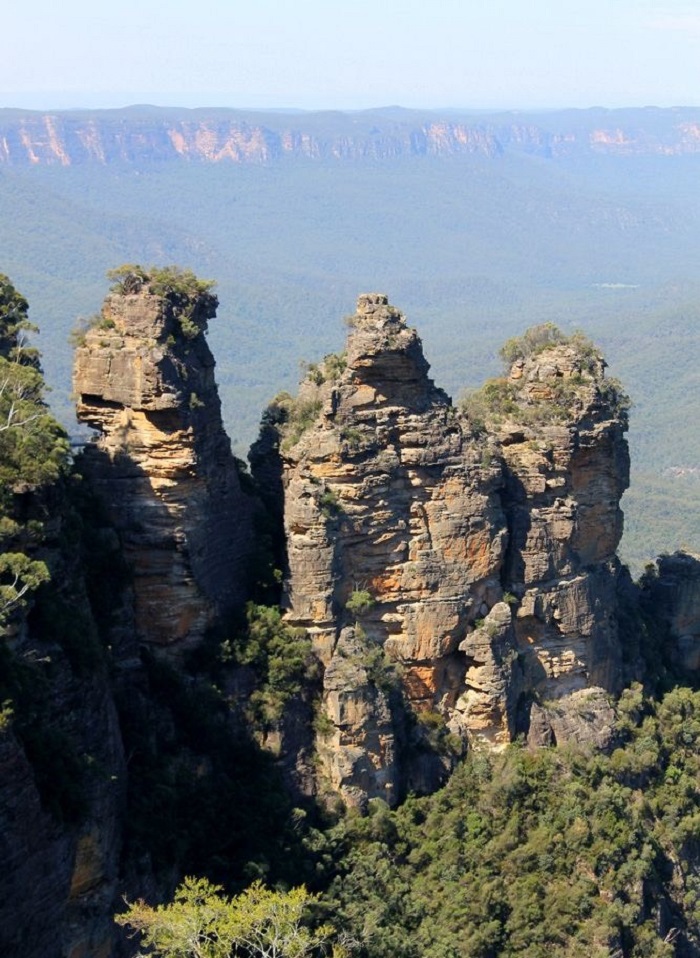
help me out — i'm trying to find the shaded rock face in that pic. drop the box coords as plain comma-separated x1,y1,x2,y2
73,275,252,654
0,494,126,958
255,299,631,807
641,552,700,671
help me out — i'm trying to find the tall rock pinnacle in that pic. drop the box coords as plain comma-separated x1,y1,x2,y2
73,266,253,655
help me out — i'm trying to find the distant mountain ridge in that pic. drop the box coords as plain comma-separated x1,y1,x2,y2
2,105,700,165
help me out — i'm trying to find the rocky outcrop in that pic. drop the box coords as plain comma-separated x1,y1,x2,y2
73,268,253,655
254,300,631,806
253,294,507,804
486,338,631,744
3,107,700,166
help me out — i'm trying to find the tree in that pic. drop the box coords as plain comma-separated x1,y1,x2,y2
116,877,340,958
0,274,69,494
0,552,49,629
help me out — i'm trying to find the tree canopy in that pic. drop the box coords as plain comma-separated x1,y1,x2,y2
116,877,339,958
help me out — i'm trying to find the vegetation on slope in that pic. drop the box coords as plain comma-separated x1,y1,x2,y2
0,274,69,630
459,323,629,433
313,685,700,958
117,684,700,958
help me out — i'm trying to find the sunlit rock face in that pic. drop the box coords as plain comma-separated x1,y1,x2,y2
254,298,631,807
493,341,630,743
73,271,253,655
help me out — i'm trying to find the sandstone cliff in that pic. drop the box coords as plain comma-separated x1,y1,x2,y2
254,299,631,806
3,106,700,166
73,267,253,655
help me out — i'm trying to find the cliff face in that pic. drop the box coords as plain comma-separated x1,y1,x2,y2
485,341,630,747
641,551,700,672
253,298,630,806
2,107,700,166
0,480,127,958
73,269,253,655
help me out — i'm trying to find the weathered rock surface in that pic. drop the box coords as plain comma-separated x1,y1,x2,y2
489,341,630,744
255,301,631,805
253,294,508,804
73,270,253,654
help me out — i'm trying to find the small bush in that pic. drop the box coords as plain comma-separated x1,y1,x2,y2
346,589,375,619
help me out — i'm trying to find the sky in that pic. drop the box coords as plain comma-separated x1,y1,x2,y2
2,0,700,111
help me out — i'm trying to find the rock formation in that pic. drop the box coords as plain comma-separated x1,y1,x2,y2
3,107,700,166
484,335,630,747
73,267,253,655
254,299,631,806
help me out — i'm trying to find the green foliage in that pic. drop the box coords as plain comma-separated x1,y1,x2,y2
319,488,342,519
0,551,49,630
499,325,601,373
107,263,215,299
106,264,216,340
340,427,364,452
116,876,337,958
0,276,69,637
345,590,375,620
460,378,518,431
415,710,464,758
323,352,347,381
0,354,70,492
288,400,323,447
119,650,309,880
222,603,320,727
0,275,69,499
319,687,700,957
0,698,13,731
460,324,629,435
301,353,347,388
0,273,37,365
68,311,115,347
263,391,324,449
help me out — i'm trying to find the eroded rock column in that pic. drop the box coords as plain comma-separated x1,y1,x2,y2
73,268,253,655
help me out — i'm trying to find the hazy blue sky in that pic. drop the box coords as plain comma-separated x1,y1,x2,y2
3,0,700,111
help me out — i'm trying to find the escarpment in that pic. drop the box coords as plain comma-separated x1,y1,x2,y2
73,267,254,654
254,300,632,806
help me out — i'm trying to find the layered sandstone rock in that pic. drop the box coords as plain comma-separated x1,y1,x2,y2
253,294,507,805
3,108,700,167
465,335,630,745
255,302,631,806
73,268,253,654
